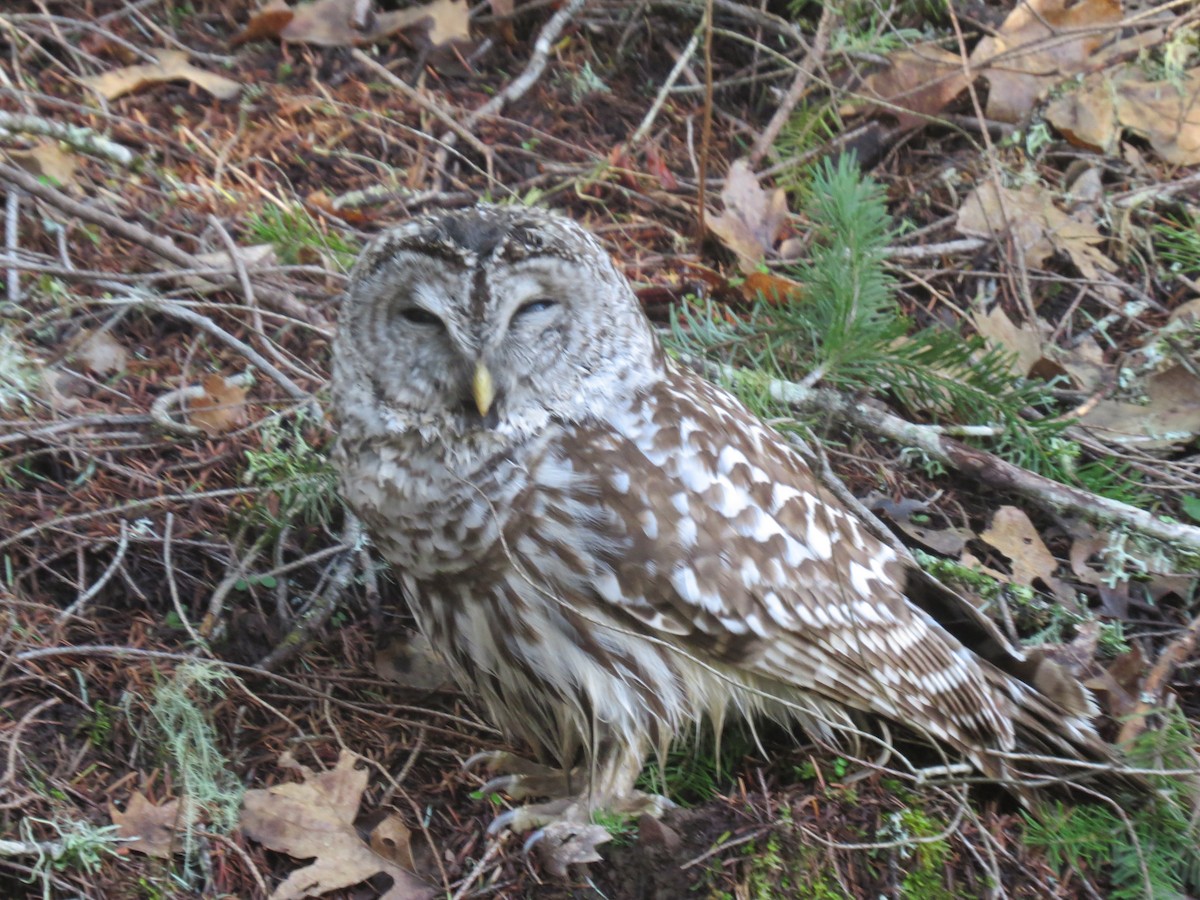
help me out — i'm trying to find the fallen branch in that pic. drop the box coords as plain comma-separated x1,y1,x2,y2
701,359,1200,552
0,110,135,166
1117,613,1200,746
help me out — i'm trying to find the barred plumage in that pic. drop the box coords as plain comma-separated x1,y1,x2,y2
331,205,1106,836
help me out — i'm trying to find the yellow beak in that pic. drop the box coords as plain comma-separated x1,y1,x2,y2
472,361,496,418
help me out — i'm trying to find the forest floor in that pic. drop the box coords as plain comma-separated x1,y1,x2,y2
1,1,1199,898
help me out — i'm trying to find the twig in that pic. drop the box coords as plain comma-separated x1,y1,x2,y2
163,512,210,652
0,109,135,166
699,359,1200,552
627,29,701,149
747,4,833,165
0,162,320,324
466,0,586,127
885,238,987,260
430,0,585,187
109,290,311,403
256,516,364,672
349,49,492,165
57,520,129,623
696,0,714,242
4,185,18,307
1117,612,1200,746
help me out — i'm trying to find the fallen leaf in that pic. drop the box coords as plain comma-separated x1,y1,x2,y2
740,271,802,304
708,159,789,272
1048,67,1200,165
110,791,189,859
956,182,1116,283
369,815,417,872
187,374,249,436
1111,68,1200,166
239,750,433,900
968,0,1123,123
980,506,1077,606
74,329,128,376
853,45,970,130
237,0,469,48
7,140,80,190
1079,364,1200,450
970,305,1043,377
375,0,470,48
82,50,241,101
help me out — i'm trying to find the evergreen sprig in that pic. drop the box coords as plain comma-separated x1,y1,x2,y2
669,156,1076,479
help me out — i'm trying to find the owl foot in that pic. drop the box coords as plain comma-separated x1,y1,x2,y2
463,750,581,800
486,792,674,878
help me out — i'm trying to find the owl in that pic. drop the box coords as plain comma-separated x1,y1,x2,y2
330,205,1108,848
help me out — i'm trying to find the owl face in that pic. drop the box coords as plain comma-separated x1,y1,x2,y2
334,206,661,441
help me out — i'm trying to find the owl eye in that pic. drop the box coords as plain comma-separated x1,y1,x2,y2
515,298,558,317
399,307,444,327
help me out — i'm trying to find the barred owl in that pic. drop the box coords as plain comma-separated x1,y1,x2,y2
331,205,1106,845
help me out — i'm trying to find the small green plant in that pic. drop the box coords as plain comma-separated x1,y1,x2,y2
669,156,1079,483
590,808,637,844
878,806,957,899
148,661,244,857
20,816,123,900
557,61,610,102
246,203,358,271
1155,210,1200,277
242,410,338,533
1022,709,1200,898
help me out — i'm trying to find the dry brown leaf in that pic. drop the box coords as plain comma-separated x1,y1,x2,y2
110,791,188,859
1113,68,1200,166
1048,67,1200,164
853,45,970,130
239,750,433,900
970,305,1044,377
238,0,469,48
980,506,1076,605
375,0,470,47
74,329,128,376
531,821,612,878
369,815,418,872
187,374,249,436
8,140,80,190
956,182,1116,282
740,271,803,304
708,159,789,272
968,0,1122,123
1079,364,1200,450
83,50,241,101
1045,78,1118,153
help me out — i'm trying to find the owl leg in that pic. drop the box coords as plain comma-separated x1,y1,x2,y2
469,740,673,832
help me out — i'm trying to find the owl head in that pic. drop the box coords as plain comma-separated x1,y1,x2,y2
332,205,661,443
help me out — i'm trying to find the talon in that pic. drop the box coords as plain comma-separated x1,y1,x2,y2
521,827,548,855
487,808,520,836
463,750,505,773
481,774,520,796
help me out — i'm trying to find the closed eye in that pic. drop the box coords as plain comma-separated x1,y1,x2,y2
514,298,558,317
399,307,444,327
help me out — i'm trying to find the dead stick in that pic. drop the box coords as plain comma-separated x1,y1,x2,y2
0,162,320,324
748,5,834,166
